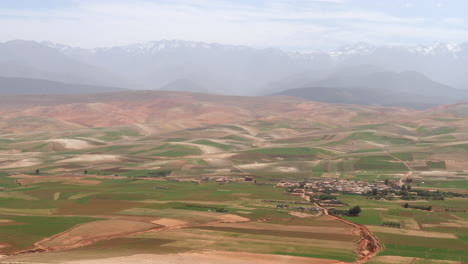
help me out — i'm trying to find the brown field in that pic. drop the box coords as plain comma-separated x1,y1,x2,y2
37,220,160,251
63,251,351,264
151,218,188,228
55,199,143,215
369,255,461,264
192,225,355,241
205,221,352,234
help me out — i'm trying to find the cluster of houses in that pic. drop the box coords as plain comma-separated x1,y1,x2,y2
276,178,389,195
276,204,322,212
189,176,255,184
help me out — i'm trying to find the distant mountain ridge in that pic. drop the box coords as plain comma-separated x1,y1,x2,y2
0,39,467,104
272,69,468,109
159,79,209,93
274,86,457,110
44,40,468,61
0,40,130,87
42,40,468,91
0,76,127,96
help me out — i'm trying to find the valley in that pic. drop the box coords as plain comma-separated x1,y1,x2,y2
0,91,467,263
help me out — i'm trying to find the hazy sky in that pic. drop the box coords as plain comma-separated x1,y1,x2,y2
1,0,467,51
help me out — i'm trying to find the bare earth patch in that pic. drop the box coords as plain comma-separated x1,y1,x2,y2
151,218,188,228
47,139,93,150
216,214,250,223
0,158,41,169
64,250,349,264
237,163,272,169
273,167,299,173
57,155,121,163
204,158,231,166
289,211,314,218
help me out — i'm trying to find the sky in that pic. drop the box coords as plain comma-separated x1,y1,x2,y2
0,0,467,51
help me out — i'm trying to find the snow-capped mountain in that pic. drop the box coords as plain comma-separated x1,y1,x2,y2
2,39,468,96
40,40,332,94
328,42,377,58
328,42,468,60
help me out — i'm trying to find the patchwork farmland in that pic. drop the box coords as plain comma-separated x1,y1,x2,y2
0,92,467,263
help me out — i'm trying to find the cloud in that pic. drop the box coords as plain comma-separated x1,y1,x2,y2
404,1,414,8
0,0,467,51
443,17,465,26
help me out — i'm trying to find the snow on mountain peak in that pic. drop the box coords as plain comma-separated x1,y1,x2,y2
40,40,467,60
328,42,376,58
98,40,253,55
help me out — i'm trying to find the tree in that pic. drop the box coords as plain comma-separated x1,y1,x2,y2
403,202,409,208
372,188,378,196
384,179,390,185
35,169,40,175
348,206,361,216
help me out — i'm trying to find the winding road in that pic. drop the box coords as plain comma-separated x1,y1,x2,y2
314,202,382,264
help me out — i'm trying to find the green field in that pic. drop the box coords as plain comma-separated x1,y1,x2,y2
0,110,467,264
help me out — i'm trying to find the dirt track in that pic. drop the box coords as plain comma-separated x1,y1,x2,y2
315,203,382,264
385,151,413,186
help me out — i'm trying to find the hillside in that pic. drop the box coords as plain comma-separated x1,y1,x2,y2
0,90,467,264
270,69,468,109
0,77,128,96
0,90,420,133
313,70,458,96
273,86,454,109
425,102,468,117
0,40,129,87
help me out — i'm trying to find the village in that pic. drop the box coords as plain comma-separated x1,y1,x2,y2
276,178,390,195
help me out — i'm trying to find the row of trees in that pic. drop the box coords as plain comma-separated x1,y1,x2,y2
329,206,361,216
402,203,432,211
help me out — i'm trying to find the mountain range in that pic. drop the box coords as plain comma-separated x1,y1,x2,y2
1,39,468,108
0,76,127,96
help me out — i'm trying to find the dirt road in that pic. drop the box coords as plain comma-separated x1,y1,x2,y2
315,203,382,264
385,151,413,187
